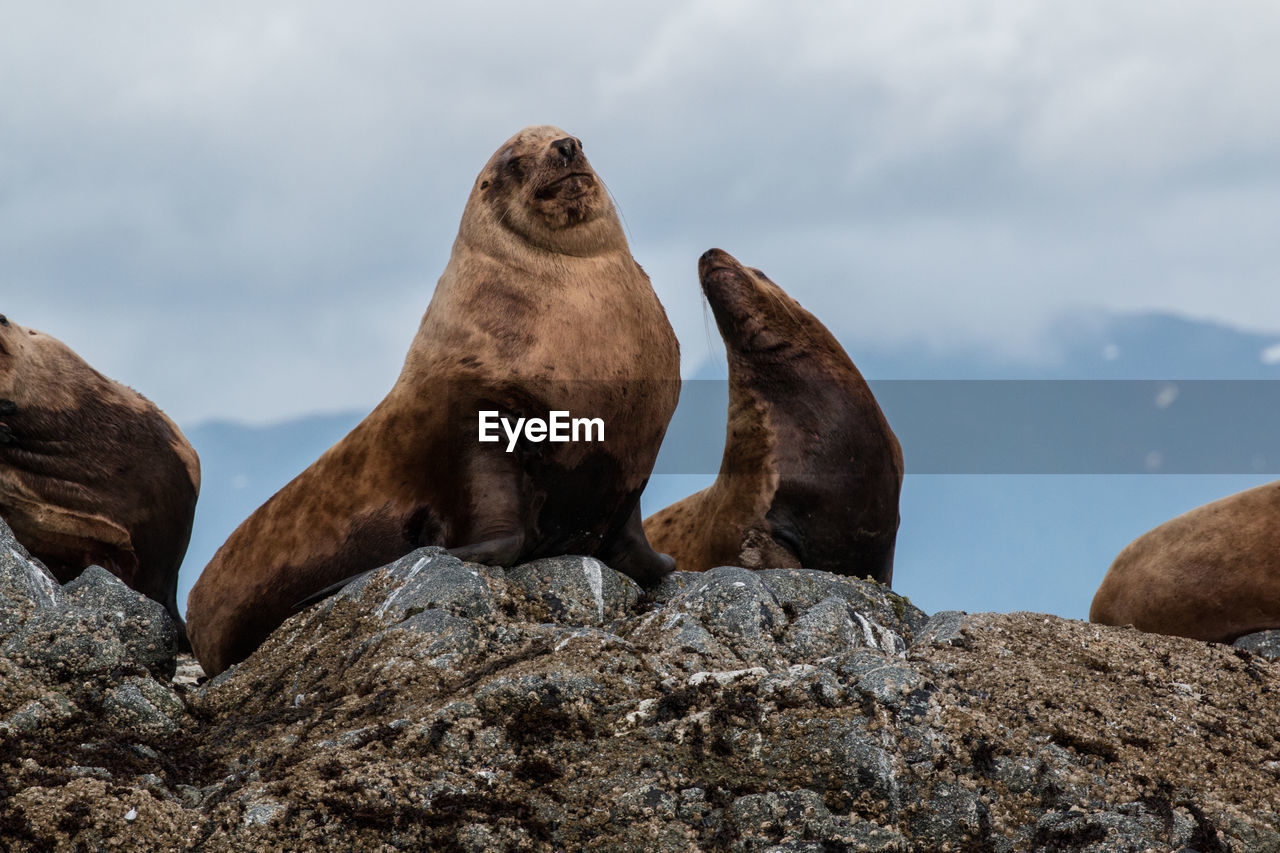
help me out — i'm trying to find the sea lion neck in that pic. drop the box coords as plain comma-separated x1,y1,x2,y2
453,219,629,272
456,201,628,262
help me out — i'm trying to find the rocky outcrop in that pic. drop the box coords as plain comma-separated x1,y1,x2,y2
1,517,1278,851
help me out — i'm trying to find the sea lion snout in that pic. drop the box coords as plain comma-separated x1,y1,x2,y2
551,136,581,163
698,248,736,276
698,249,766,343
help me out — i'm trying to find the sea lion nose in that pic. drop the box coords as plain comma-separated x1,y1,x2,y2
551,137,580,162
698,248,732,275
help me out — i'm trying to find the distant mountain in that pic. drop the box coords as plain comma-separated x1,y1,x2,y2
175,310,1280,624
826,309,1280,380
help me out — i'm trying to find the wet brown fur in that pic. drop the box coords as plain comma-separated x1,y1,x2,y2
1090,480,1280,642
0,315,200,640
187,126,680,675
643,249,902,583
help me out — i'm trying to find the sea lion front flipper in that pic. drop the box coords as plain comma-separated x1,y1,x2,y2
290,569,378,612
447,534,525,566
600,502,675,588
447,440,529,567
290,530,527,614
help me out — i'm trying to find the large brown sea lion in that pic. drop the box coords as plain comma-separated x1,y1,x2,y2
0,313,200,639
643,249,902,583
187,125,681,675
1090,480,1280,642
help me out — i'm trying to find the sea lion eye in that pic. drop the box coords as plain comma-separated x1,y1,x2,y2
501,155,525,180
0,315,8,327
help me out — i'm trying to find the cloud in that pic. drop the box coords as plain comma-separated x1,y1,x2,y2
2,2,1278,424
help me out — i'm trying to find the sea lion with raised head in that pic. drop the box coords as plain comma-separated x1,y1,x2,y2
187,125,680,675
1090,479,1280,642
0,313,200,640
643,249,902,583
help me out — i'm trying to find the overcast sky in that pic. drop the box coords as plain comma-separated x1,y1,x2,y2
4,1,1279,427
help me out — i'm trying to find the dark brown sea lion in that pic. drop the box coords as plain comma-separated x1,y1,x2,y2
0,313,200,639
643,249,902,583
187,125,681,675
1090,480,1280,642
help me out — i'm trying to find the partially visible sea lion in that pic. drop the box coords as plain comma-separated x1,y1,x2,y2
187,125,681,676
643,249,902,583
1090,480,1280,642
0,313,200,640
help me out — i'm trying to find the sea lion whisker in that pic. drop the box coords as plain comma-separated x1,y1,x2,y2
598,176,633,243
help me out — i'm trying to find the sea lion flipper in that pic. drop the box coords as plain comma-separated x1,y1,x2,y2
290,568,378,613
447,533,525,566
288,533,528,614
600,503,675,588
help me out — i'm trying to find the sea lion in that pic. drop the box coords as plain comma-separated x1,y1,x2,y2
0,313,200,640
187,125,681,676
1090,479,1280,642
643,249,902,583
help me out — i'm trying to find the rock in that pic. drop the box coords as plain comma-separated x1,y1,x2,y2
102,676,187,735
658,566,788,664
2,567,179,683
908,781,986,848
0,516,58,639
913,609,972,648
1234,629,1280,661
333,546,503,622
63,566,180,679
506,555,639,626
755,569,927,640
1,547,1277,850
784,595,906,659
730,789,833,843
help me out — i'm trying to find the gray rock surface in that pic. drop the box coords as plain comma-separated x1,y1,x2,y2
1,535,1278,851
1233,628,1280,661
0,518,58,641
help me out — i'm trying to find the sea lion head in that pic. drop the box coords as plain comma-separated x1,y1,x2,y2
460,125,625,258
697,248,831,377
0,313,87,411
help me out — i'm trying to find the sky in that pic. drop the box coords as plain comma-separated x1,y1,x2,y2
4,1,1280,428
